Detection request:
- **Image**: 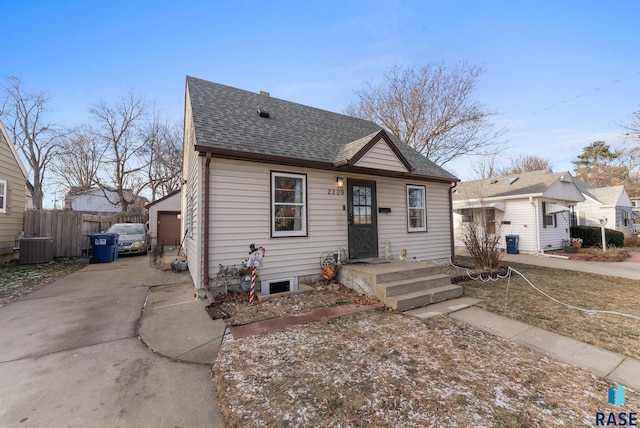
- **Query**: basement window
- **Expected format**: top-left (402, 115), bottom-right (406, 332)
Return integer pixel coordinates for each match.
top-left (262, 277), bottom-right (299, 295)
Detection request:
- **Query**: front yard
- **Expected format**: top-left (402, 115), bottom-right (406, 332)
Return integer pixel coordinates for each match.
top-left (460, 260), bottom-right (640, 360)
top-left (213, 264), bottom-right (640, 427)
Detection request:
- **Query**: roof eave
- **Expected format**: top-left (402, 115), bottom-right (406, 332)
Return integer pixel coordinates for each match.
top-left (194, 145), bottom-right (456, 183)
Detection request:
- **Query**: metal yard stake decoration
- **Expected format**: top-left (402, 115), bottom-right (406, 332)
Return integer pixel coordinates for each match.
top-left (248, 244), bottom-right (265, 306)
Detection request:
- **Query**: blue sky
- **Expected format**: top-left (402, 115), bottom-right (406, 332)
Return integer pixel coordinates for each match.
top-left (2, 1), bottom-right (639, 207)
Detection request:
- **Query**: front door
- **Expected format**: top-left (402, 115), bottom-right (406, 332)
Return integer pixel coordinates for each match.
top-left (347, 179), bottom-right (378, 259)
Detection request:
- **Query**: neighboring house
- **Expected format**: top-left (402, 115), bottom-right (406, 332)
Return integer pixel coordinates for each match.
top-left (64, 187), bottom-right (148, 213)
top-left (0, 121), bottom-right (28, 263)
top-left (182, 76), bottom-right (458, 291)
top-left (631, 196), bottom-right (640, 233)
top-left (145, 190), bottom-right (182, 248)
top-left (573, 179), bottom-right (637, 237)
top-left (452, 170), bottom-right (584, 254)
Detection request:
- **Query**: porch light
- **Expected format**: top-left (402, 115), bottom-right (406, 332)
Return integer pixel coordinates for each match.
top-left (336, 177), bottom-right (344, 188)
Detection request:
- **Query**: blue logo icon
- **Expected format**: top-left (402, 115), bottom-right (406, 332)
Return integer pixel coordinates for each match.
top-left (608, 383), bottom-right (625, 407)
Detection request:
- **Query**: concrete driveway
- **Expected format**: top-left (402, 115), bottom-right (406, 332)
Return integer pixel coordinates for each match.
top-left (0, 255), bottom-right (224, 427)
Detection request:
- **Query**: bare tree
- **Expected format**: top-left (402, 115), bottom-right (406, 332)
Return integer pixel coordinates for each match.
top-left (346, 62), bottom-right (504, 166)
top-left (621, 108), bottom-right (640, 143)
top-left (1, 77), bottom-right (59, 209)
top-left (470, 154), bottom-right (499, 179)
top-left (139, 110), bottom-right (183, 200)
top-left (90, 94), bottom-right (148, 212)
top-left (52, 127), bottom-right (104, 191)
top-left (499, 155), bottom-right (552, 175)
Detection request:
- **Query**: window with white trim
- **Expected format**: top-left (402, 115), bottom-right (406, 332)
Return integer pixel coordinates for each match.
top-left (407, 185), bottom-right (426, 232)
top-left (542, 201), bottom-right (556, 228)
top-left (0, 179), bottom-right (6, 213)
top-left (272, 171), bottom-right (307, 237)
top-left (461, 208), bottom-right (474, 223)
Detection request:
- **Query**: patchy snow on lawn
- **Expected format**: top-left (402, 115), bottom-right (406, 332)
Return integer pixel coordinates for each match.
top-left (214, 310), bottom-right (639, 427)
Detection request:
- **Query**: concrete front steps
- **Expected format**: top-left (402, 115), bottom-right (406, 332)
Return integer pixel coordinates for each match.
top-left (337, 260), bottom-right (463, 311)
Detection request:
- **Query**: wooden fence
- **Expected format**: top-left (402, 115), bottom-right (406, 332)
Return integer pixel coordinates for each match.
top-left (23, 211), bottom-right (145, 257)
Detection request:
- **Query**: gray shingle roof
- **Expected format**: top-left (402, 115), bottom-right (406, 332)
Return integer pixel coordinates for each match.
top-left (582, 186), bottom-right (626, 206)
top-left (453, 169), bottom-right (576, 200)
top-left (186, 76), bottom-right (457, 181)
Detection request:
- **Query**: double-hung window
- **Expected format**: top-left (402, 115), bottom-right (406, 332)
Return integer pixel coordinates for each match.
top-left (0, 179), bottom-right (7, 213)
top-left (542, 202), bottom-right (555, 228)
top-left (272, 171), bottom-right (307, 237)
top-left (407, 185), bottom-right (427, 232)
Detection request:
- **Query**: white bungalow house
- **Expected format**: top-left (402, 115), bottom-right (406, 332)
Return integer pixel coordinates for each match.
top-left (181, 76), bottom-right (458, 293)
top-left (573, 180), bottom-right (637, 237)
top-left (64, 187), bottom-right (148, 213)
top-left (145, 189), bottom-right (182, 248)
top-left (0, 121), bottom-right (28, 263)
top-left (452, 170), bottom-right (584, 254)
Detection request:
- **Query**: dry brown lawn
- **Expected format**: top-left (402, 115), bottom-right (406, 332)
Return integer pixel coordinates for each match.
top-left (213, 273), bottom-right (640, 427)
top-left (459, 260), bottom-right (640, 360)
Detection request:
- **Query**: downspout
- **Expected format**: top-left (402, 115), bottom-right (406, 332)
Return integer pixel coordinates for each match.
top-left (528, 196), bottom-right (569, 259)
top-left (530, 196), bottom-right (541, 255)
top-left (449, 181), bottom-right (458, 263)
top-left (203, 153), bottom-right (212, 300)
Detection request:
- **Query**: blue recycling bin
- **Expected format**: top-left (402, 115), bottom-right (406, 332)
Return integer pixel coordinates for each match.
top-left (505, 235), bottom-right (519, 255)
top-left (89, 233), bottom-right (119, 263)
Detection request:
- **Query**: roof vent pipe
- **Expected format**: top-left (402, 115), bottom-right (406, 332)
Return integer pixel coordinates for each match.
top-left (257, 109), bottom-right (270, 118)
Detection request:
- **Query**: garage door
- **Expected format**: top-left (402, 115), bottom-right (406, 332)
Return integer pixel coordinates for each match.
top-left (157, 211), bottom-right (181, 246)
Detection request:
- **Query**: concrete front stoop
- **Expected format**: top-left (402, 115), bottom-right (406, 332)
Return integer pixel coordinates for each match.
top-left (338, 260), bottom-right (463, 311)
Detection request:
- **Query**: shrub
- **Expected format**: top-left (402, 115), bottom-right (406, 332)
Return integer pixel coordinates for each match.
top-left (623, 235), bottom-right (640, 247)
top-left (459, 208), bottom-right (502, 270)
top-left (570, 226), bottom-right (624, 248)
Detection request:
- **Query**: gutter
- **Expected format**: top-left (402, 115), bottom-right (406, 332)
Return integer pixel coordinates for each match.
top-left (203, 153), bottom-right (212, 300)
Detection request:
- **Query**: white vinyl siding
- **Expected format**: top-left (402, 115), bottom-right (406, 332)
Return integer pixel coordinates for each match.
top-left (205, 159), bottom-right (453, 285)
top-left (538, 200), bottom-right (571, 250)
top-left (353, 141), bottom-right (408, 172)
top-left (374, 179), bottom-right (451, 261)
top-left (454, 199), bottom-right (539, 254)
top-left (543, 179), bottom-right (584, 201)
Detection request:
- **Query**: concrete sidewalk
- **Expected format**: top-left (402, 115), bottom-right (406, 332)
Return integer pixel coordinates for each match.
top-left (501, 252), bottom-right (640, 280)
top-left (407, 298), bottom-right (640, 392)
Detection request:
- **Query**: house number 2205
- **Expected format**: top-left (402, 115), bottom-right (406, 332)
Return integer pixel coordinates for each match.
top-left (327, 189), bottom-right (345, 195)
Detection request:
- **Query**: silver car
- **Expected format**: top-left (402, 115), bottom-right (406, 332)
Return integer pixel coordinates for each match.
top-left (106, 223), bottom-right (150, 255)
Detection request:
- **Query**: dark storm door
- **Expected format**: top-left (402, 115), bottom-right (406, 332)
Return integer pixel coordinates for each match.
top-left (347, 179), bottom-right (378, 259)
